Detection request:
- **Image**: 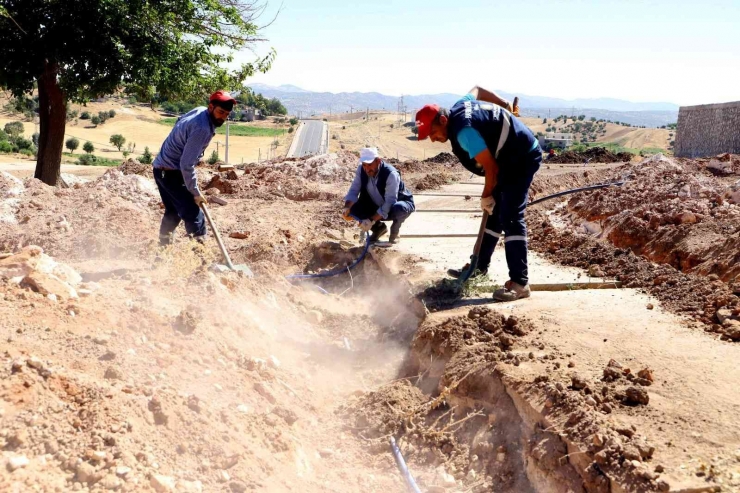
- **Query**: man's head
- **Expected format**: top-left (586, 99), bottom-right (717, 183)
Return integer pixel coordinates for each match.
top-left (359, 147), bottom-right (381, 177)
top-left (415, 104), bottom-right (449, 143)
top-left (208, 90), bottom-right (236, 127)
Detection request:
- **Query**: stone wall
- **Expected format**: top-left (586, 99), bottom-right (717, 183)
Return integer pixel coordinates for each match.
top-left (674, 101), bottom-right (740, 158)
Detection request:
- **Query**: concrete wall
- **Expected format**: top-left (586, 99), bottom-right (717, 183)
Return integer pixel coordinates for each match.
top-left (674, 101), bottom-right (740, 157)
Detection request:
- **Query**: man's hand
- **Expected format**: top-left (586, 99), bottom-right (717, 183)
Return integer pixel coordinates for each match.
top-left (360, 219), bottom-right (374, 232)
top-left (480, 196), bottom-right (495, 215)
top-left (342, 207), bottom-right (353, 221)
top-left (194, 195), bottom-right (207, 207)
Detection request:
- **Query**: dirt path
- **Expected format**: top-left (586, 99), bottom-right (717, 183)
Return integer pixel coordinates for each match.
top-left (380, 179), bottom-right (740, 492)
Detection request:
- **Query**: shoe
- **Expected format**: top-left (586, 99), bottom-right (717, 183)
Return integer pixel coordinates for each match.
top-left (388, 233), bottom-right (399, 244)
top-left (493, 281), bottom-right (530, 301)
top-left (369, 222), bottom-right (388, 243)
top-left (512, 96), bottom-right (520, 117)
top-left (447, 263), bottom-right (488, 279)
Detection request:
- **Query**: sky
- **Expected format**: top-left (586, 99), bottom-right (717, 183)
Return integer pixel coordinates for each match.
top-left (237, 0), bottom-right (740, 105)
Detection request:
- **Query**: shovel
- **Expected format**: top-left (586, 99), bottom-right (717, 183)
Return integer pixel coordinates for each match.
top-left (200, 202), bottom-right (253, 277)
top-left (457, 210), bottom-right (488, 285)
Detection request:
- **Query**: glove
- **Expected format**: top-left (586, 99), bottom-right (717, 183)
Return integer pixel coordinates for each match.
top-left (342, 208), bottom-right (353, 221)
top-left (480, 196), bottom-right (495, 215)
top-left (360, 219), bottom-right (374, 232)
top-left (194, 195), bottom-right (207, 207)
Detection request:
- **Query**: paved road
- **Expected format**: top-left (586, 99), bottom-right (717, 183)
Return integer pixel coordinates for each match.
top-left (291, 120), bottom-right (325, 157)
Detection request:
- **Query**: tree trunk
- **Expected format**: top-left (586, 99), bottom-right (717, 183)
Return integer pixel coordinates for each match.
top-left (35, 61), bottom-right (66, 186)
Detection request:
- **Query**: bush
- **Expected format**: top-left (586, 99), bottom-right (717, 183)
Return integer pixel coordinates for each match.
top-left (83, 141), bottom-right (95, 154)
top-left (127, 96), bottom-right (138, 104)
top-left (140, 146), bottom-right (153, 164)
top-left (207, 149), bottom-right (219, 165)
top-left (109, 134), bottom-right (126, 151)
top-left (20, 149), bottom-right (34, 157)
top-left (289, 117), bottom-right (299, 126)
top-left (287, 127), bottom-right (294, 134)
top-left (0, 130), bottom-right (8, 142)
top-left (4, 121), bottom-right (24, 137)
top-left (108, 109), bottom-right (116, 118)
top-left (80, 111), bottom-right (91, 120)
top-left (15, 138), bottom-right (33, 150)
top-left (97, 111), bottom-right (109, 124)
top-left (78, 154), bottom-right (98, 166)
top-left (66, 109), bottom-right (78, 121)
top-left (0, 141), bottom-right (13, 153)
top-left (65, 137), bottom-right (80, 153)
top-left (91, 116), bottom-right (101, 126)
top-left (32, 132), bottom-right (39, 146)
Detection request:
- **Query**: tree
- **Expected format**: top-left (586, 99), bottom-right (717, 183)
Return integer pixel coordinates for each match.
top-left (109, 134), bottom-right (126, 151)
top-left (4, 121), bottom-right (24, 137)
top-left (0, 1), bottom-right (275, 186)
top-left (140, 146), bottom-right (153, 164)
top-left (208, 150), bottom-right (219, 164)
top-left (91, 116), bottom-right (100, 126)
top-left (83, 141), bottom-right (94, 154)
top-left (65, 137), bottom-right (79, 153)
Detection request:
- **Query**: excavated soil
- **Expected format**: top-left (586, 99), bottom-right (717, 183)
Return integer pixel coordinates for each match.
top-left (546, 147), bottom-right (633, 164)
top-left (528, 153), bottom-right (740, 340)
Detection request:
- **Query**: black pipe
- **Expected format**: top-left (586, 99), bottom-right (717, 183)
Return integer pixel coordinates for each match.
top-left (528, 181), bottom-right (625, 206)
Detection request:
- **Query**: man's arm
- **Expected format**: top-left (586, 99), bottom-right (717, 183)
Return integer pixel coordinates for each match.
top-left (474, 148), bottom-right (499, 198)
top-left (179, 127), bottom-right (213, 197)
top-left (468, 85), bottom-right (512, 112)
top-left (343, 165), bottom-right (363, 208)
top-left (377, 171), bottom-right (400, 220)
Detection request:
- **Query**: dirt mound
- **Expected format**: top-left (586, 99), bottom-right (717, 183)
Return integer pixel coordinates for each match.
top-left (118, 158), bottom-right (152, 177)
top-left (424, 152), bottom-right (456, 164)
top-left (408, 172), bottom-right (457, 192)
top-left (547, 146), bottom-right (633, 164)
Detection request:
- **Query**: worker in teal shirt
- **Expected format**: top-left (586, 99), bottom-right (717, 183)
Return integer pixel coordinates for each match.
top-left (415, 86), bottom-right (541, 301)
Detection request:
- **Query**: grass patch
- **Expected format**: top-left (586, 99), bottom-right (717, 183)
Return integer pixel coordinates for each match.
top-left (567, 142), bottom-right (667, 156)
top-left (159, 118), bottom-right (284, 137)
top-left (63, 152), bottom-right (120, 167)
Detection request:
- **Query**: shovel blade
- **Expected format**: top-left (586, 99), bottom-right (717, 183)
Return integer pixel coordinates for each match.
top-left (457, 254), bottom-right (479, 286)
top-left (209, 263), bottom-right (254, 278)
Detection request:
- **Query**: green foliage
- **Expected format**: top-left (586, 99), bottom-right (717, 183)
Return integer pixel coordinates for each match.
top-left (32, 132), bottom-right (39, 146)
top-left (91, 116), bottom-right (100, 126)
top-left (4, 121), bottom-right (24, 137)
top-left (80, 111), bottom-right (91, 120)
top-left (0, 129), bottom-right (8, 141)
top-left (77, 153), bottom-right (97, 166)
top-left (161, 100), bottom-right (198, 114)
top-left (207, 149), bottom-right (219, 165)
top-left (287, 126), bottom-right (294, 133)
top-left (289, 117), bottom-right (298, 126)
top-left (108, 109), bottom-right (116, 118)
top-left (15, 137), bottom-right (32, 150)
top-left (0, 141), bottom-right (13, 153)
top-left (97, 111), bottom-right (109, 124)
top-left (159, 118), bottom-right (283, 137)
top-left (109, 134), bottom-right (126, 151)
top-left (65, 137), bottom-right (79, 153)
top-left (20, 148), bottom-right (34, 157)
top-left (66, 109), bottom-right (78, 121)
top-left (140, 146), bottom-right (153, 164)
top-left (83, 141), bottom-right (94, 154)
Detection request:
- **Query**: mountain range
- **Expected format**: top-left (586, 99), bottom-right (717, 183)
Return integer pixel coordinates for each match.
top-left (248, 83), bottom-right (679, 127)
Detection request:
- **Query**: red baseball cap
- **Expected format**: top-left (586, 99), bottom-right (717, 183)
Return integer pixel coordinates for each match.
top-left (415, 104), bottom-right (440, 140)
top-left (209, 90), bottom-right (237, 105)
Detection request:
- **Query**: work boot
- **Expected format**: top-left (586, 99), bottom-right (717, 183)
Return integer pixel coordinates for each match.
top-left (512, 96), bottom-right (520, 117)
top-left (388, 232), bottom-right (400, 244)
top-left (447, 263), bottom-right (488, 279)
top-left (493, 280), bottom-right (531, 302)
top-left (369, 221), bottom-right (388, 243)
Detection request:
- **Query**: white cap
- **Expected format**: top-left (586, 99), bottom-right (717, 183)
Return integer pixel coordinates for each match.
top-left (359, 147), bottom-right (379, 163)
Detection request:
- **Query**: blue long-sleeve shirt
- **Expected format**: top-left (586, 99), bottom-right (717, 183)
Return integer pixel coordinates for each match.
top-left (344, 164), bottom-right (400, 219)
top-left (153, 107), bottom-right (216, 196)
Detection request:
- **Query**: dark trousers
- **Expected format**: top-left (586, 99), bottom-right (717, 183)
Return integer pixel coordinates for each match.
top-left (477, 152), bottom-right (541, 285)
top-left (350, 193), bottom-right (415, 235)
top-left (153, 168), bottom-right (206, 244)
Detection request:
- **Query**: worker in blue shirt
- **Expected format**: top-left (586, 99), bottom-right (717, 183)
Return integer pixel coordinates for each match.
top-left (152, 91), bottom-right (235, 245)
top-left (342, 147), bottom-right (415, 244)
top-left (415, 86), bottom-right (541, 301)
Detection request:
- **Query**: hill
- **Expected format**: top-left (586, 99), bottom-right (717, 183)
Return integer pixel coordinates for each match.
top-left (247, 84), bottom-right (679, 127)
